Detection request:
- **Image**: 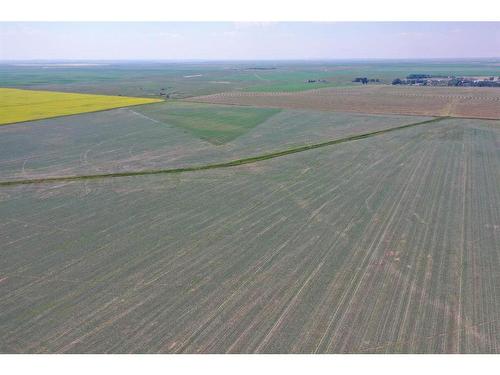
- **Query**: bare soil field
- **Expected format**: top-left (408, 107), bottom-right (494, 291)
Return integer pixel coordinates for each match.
top-left (1, 118), bottom-right (499, 353)
top-left (186, 86), bottom-right (500, 119)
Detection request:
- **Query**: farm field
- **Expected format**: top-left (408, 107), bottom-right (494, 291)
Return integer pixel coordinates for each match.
top-left (2, 60), bottom-right (499, 98)
top-left (1, 58), bottom-right (500, 355)
top-left (0, 118), bottom-right (499, 353)
top-left (187, 85), bottom-right (500, 119)
top-left (134, 102), bottom-right (281, 144)
top-left (0, 103), bottom-right (431, 182)
top-left (0, 88), bottom-right (162, 125)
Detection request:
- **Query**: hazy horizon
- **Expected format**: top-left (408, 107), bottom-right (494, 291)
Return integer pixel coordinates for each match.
top-left (1, 22), bottom-right (499, 61)
top-left (2, 57), bottom-right (500, 62)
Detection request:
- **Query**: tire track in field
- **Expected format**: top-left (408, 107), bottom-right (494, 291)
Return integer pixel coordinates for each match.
top-left (169, 146), bottom-right (400, 353)
top-left (357, 318), bottom-right (500, 353)
top-left (128, 109), bottom-right (164, 125)
top-left (2, 121), bottom-right (498, 353)
top-left (0, 117), bottom-right (448, 187)
top-left (314, 138), bottom-right (430, 353)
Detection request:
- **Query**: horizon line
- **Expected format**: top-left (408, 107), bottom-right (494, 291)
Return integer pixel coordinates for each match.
top-left (1, 57), bottom-right (500, 63)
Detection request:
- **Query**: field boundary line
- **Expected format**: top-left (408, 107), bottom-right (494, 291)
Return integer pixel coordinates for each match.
top-left (0, 117), bottom-right (448, 187)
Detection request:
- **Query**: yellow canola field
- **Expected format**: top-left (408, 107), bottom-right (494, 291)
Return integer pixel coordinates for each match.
top-left (0, 88), bottom-right (163, 125)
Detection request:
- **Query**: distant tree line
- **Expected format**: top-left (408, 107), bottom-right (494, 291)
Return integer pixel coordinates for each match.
top-left (353, 77), bottom-right (380, 84)
top-left (406, 74), bottom-right (432, 79)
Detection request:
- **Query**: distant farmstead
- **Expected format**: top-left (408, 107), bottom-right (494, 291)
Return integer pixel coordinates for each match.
top-left (392, 74), bottom-right (500, 87)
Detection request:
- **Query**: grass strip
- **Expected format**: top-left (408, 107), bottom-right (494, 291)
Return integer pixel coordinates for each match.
top-left (0, 116), bottom-right (448, 187)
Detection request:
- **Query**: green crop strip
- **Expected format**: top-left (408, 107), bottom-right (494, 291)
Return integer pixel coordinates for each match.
top-left (0, 116), bottom-right (449, 187)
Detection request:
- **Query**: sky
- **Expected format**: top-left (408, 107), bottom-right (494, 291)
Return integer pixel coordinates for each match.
top-left (0, 22), bottom-right (499, 60)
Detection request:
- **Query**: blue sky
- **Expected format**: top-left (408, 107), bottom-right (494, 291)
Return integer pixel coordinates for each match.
top-left (0, 22), bottom-right (499, 60)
